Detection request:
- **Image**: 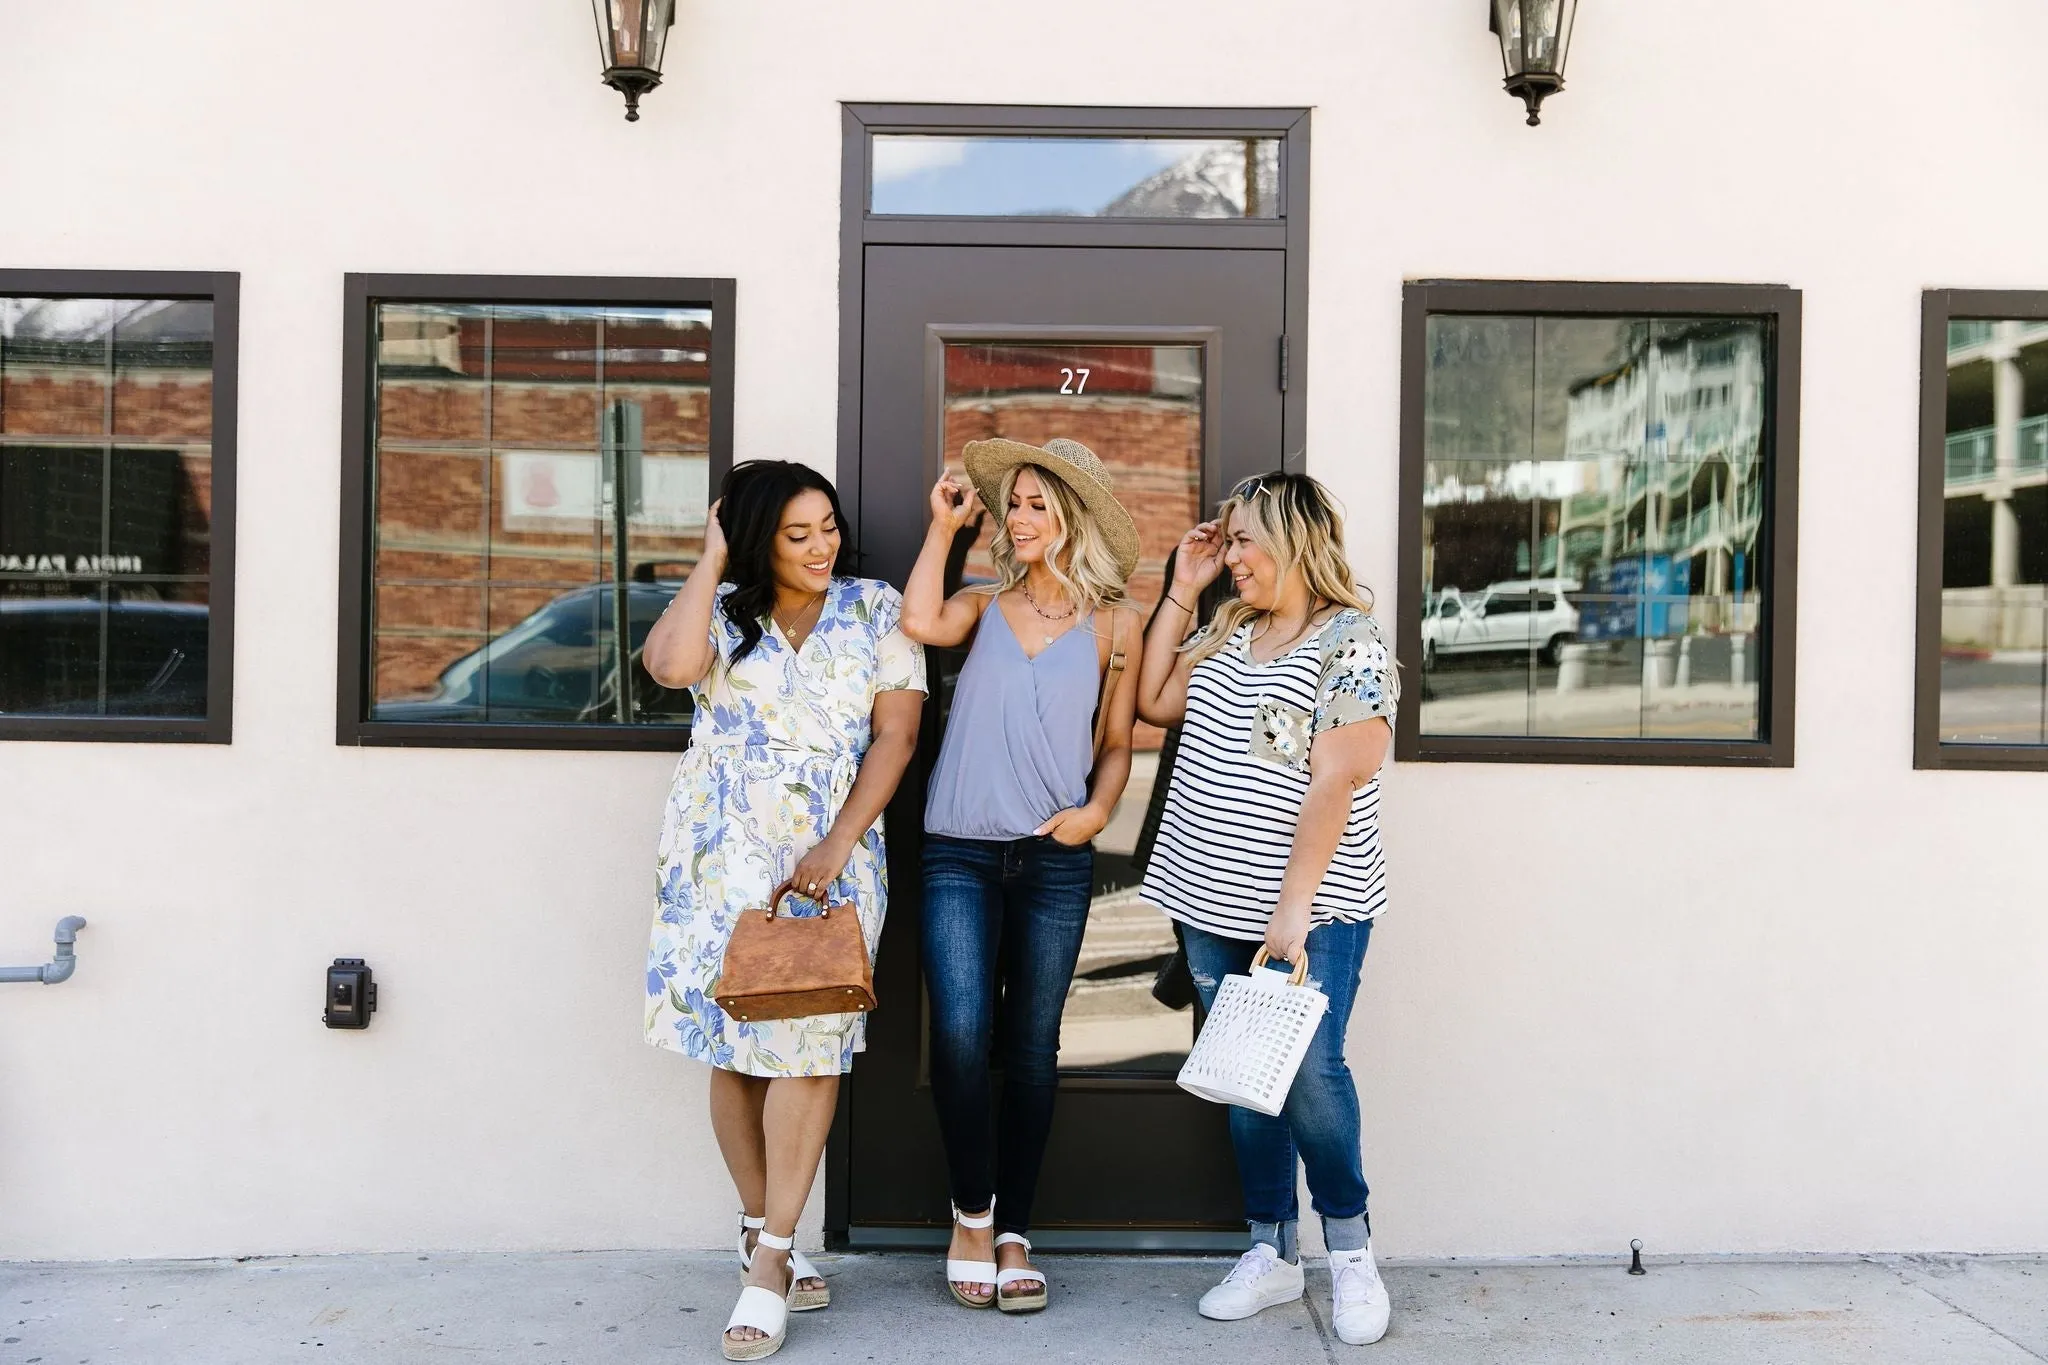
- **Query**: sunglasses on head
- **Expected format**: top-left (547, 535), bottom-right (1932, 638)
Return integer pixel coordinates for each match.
top-left (1231, 473), bottom-right (1291, 501)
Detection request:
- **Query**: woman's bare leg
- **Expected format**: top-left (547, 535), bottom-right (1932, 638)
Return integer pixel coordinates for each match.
top-left (727, 1074), bottom-right (841, 1347)
top-left (708, 1068), bottom-right (770, 1216)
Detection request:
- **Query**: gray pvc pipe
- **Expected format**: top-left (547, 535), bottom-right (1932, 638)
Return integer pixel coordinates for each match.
top-left (0, 916), bottom-right (88, 984)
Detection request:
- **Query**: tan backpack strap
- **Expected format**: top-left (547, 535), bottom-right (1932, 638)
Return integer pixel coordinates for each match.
top-left (1092, 608), bottom-right (1126, 756)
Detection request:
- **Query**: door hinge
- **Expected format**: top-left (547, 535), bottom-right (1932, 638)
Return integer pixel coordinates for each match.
top-left (1278, 335), bottom-right (1290, 393)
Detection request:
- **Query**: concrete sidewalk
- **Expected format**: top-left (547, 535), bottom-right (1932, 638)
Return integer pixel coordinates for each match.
top-left (2, 1250), bottom-right (2042, 1364)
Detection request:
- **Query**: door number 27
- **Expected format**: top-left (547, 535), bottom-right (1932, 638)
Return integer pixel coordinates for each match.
top-left (1058, 367), bottom-right (1091, 395)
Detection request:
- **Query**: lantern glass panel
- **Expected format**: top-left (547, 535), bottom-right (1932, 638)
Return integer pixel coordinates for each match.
top-left (591, 0), bottom-right (672, 71)
top-left (590, 0), bottom-right (618, 67)
top-left (639, 0), bottom-right (673, 71)
top-left (1494, 0), bottom-right (1576, 78)
top-left (1493, 0), bottom-right (1526, 77)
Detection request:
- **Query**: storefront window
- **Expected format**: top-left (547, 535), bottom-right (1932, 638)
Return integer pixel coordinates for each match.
top-left (340, 276), bottom-right (733, 748)
top-left (1399, 283), bottom-right (1800, 766)
top-left (1, 277), bottom-right (235, 742)
top-left (1917, 296), bottom-right (2048, 767)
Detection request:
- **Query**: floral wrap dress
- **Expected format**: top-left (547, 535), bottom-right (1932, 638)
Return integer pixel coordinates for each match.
top-left (645, 576), bottom-right (926, 1077)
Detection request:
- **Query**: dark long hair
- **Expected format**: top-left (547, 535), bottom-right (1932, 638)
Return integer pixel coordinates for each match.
top-left (717, 460), bottom-right (851, 664)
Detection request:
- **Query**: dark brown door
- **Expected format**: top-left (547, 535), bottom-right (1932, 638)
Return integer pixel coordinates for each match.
top-left (842, 244), bottom-right (1287, 1250)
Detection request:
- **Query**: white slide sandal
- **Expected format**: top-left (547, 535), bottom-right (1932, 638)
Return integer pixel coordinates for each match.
top-left (945, 1203), bottom-right (999, 1309)
top-left (993, 1232), bottom-right (1048, 1313)
top-left (738, 1213), bottom-right (829, 1312)
top-left (723, 1229), bottom-right (793, 1361)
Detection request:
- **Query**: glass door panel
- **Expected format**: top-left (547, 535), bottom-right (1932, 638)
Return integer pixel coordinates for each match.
top-left (936, 339), bottom-right (1201, 1075)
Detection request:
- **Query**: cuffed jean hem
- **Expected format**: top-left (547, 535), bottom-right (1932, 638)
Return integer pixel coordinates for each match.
top-left (1182, 919), bottom-right (1374, 1234)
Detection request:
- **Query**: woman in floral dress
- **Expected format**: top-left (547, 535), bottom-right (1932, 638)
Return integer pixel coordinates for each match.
top-left (641, 460), bottom-right (925, 1361)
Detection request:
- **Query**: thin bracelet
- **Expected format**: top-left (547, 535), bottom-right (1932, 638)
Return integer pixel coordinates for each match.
top-left (1165, 593), bottom-right (1193, 613)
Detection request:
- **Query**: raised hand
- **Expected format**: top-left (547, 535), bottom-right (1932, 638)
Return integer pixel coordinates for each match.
top-left (1173, 521), bottom-right (1226, 591)
top-left (702, 497), bottom-right (729, 571)
top-left (930, 474), bottom-right (979, 536)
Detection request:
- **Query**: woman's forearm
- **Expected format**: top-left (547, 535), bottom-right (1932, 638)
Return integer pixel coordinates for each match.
top-left (1274, 772), bottom-right (1353, 916)
top-left (901, 521), bottom-right (954, 641)
top-left (1136, 594), bottom-right (1195, 725)
top-left (1083, 740), bottom-right (1133, 818)
top-left (820, 709), bottom-right (920, 856)
top-left (642, 553), bottom-right (725, 688)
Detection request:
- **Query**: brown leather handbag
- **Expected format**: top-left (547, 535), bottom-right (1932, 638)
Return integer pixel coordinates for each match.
top-left (712, 885), bottom-right (877, 1023)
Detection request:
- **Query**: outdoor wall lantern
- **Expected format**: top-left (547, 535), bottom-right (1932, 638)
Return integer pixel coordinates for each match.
top-left (1490, 0), bottom-right (1577, 125)
top-left (591, 0), bottom-right (676, 122)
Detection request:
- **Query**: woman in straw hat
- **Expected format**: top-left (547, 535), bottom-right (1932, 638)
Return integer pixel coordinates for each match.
top-left (1135, 470), bottom-right (1398, 1347)
top-left (901, 436), bottom-right (1144, 1314)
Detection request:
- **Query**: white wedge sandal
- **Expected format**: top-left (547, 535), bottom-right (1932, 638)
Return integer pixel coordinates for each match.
top-left (993, 1232), bottom-right (1048, 1314)
top-left (945, 1203), bottom-right (999, 1309)
top-left (723, 1228), bottom-right (794, 1362)
top-left (738, 1213), bottom-right (829, 1312)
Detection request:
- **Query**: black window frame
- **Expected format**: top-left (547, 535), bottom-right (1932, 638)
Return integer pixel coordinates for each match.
top-left (336, 272), bottom-right (736, 751)
top-left (1396, 279), bottom-right (1802, 768)
top-left (1914, 288), bottom-right (2048, 770)
top-left (0, 268), bottom-right (240, 745)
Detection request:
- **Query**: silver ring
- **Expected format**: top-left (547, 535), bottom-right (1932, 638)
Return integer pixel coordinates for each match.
top-left (808, 881), bottom-right (819, 892)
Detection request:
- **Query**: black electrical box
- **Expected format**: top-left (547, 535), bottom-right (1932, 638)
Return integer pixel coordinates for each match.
top-left (323, 958), bottom-right (377, 1029)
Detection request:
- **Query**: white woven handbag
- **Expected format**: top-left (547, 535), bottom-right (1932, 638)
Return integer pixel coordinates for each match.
top-left (1177, 947), bottom-right (1329, 1116)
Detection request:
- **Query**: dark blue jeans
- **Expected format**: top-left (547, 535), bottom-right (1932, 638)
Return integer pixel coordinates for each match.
top-left (922, 833), bottom-right (1094, 1236)
top-left (1181, 918), bottom-right (1373, 1232)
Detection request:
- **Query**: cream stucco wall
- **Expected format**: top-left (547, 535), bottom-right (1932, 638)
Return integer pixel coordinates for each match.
top-left (1, 0), bottom-right (2044, 1261)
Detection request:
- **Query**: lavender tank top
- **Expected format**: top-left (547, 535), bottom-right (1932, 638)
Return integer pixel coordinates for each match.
top-left (925, 601), bottom-right (1100, 841)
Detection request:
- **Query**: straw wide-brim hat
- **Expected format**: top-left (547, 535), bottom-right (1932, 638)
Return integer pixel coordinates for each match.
top-left (961, 437), bottom-right (1142, 581)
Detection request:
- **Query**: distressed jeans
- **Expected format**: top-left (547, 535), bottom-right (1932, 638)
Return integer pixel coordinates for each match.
top-left (922, 833), bottom-right (1095, 1236)
top-left (1181, 918), bottom-right (1373, 1253)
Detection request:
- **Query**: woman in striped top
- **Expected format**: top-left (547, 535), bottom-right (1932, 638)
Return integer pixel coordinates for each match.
top-left (1135, 471), bottom-right (1398, 1348)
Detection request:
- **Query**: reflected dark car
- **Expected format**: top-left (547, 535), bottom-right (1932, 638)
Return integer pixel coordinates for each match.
top-left (0, 598), bottom-right (209, 716)
top-left (371, 581), bottom-right (693, 724)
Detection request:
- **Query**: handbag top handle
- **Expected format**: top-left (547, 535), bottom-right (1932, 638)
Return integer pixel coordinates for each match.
top-left (761, 882), bottom-right (841, 920)
top-left (1249, 945), bottom-right (1310, 987)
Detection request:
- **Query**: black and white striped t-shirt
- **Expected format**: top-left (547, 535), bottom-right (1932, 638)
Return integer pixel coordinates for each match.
top-left (1141, 609), bottom-right (1397, 942)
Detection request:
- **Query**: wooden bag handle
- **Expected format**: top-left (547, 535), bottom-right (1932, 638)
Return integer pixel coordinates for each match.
top-left (763, 881), bottom-right (838, 920)
top-left (1249, 945), bottom-right (1310, 987)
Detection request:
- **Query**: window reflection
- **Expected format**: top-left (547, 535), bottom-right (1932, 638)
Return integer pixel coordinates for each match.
top-left (367, 303), bottom-right (712, 726)
top-left (1937, 319), bottom-right (2048, 745)
top-left (1420, 316), bottom-right (1770, 741)
top-left (0, 297), bottom-right (214, 718)
top-left (937, 340), bottom-right (1202, 1073)
top-left (872, 136), bottom-right (1280, 219)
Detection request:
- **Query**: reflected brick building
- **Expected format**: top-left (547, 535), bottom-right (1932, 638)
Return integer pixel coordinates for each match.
top-left (369, 306), bottom-right (712, 702)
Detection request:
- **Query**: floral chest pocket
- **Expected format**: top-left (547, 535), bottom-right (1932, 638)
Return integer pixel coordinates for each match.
top-left (1250, 697), bottom-right (1314, 772)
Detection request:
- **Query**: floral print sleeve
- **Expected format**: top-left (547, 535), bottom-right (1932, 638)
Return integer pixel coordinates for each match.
top-left (1312, 611), bottom-right (1397, 736)
top-left (870, 583), bottom-right (928, 695)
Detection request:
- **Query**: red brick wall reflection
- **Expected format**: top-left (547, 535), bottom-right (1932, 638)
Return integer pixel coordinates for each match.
top-left (369, 309), bottom-right (713, 701)
top-left (0, 364), bottom-right (213, 605)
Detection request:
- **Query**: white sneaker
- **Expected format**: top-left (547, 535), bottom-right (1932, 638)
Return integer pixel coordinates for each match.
top-left (1329, 1242), bottom-right (1391, 1345)
top-left (1199, 1243), bottom-right (1306, 1321)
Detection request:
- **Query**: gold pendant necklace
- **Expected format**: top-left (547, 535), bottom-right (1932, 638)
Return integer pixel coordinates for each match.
top-left (775, 591), bottom-right (826, 647)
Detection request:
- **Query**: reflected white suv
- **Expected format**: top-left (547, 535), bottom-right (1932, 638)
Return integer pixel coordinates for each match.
top-left (1422, 579), bottom-right (1580, 668)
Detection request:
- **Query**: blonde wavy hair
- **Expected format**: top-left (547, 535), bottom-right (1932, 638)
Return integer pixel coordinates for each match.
top-left (979, 464), bottom-right (1129, 612)
top-left (1183, 471), bottom-right (1387, 688)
